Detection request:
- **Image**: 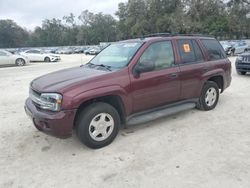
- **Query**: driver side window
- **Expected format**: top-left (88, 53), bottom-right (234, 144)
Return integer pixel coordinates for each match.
top-left (138, 41), bottom-right (175, 72)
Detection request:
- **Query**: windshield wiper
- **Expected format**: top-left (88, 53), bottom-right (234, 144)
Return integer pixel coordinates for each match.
top-left (83, 62), bottom-right (112, 71)
top-left (95, 64), bottom-right (112, 71)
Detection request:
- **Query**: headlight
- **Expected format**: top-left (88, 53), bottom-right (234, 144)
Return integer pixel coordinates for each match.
top-left (40, 93), bottom-right (62, 111)
top-left (237, 56), bottom-right (243, 61)
top-left (30, 91), bottom-right (62, 111)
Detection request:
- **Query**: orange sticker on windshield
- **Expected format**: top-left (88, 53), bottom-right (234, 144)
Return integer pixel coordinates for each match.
top-left (183, 44), bottom-right (191, 53)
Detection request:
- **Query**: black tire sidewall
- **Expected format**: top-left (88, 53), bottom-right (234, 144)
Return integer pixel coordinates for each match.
top-left (237, 71), bottom-right (246, 75)
top-left (76, 102), bottom-right (120, 149)
top-left (199, 81), bottom-right (219, 111)
top-left (45, 57), bottom-right (50, 62)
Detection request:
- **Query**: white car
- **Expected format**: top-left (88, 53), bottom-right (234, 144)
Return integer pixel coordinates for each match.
top-left (0, 50), bottom-right (29, 66)
top-left (21, 49), bottom-right (60, 62)
top-left (230, 41), bottom-right (249, 54)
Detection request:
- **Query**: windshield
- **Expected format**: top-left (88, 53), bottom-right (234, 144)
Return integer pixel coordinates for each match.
top-left (89, 42), bottom-right (143, 69)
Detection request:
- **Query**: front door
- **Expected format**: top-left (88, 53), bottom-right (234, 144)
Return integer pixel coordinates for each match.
top-left (129, 40), bottom-right (181, 113)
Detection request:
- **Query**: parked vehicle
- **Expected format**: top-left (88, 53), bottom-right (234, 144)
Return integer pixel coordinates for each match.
top-left (84, 47), bottom-right (101, 55)
top-left (74, 47), bottom-right (87, 54)
top-left (230, 41), bottom-right (249, 54)
top-left (220, 41), bottom-right (235, 56)
top-left (0, 50), bottom-right (29, 66)
top-left (25, 34), bottom-right (232, 149)
top-left (89, 47), bottom-right (102, 55)
top-left (235, 52), bottom-right (250, 75)
top-left (21, 49), bottom-right (60, 62)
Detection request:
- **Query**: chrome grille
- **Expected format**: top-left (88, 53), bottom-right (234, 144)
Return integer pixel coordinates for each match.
top-left (29, 88), bottom-right (42, 106)
top-left (242, 56), bottom-right (250, 63)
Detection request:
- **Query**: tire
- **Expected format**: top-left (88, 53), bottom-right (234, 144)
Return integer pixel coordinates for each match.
top-left (76, 102), bottom-right (120, 149)
top-left (44, 57), bottom-right (50, 62)
top-left (237, 71), bottom-right (246, 75)
top-left (15, 58), bottom-right (25, 66)
top-left (197, 81), bottom-right (219, 111)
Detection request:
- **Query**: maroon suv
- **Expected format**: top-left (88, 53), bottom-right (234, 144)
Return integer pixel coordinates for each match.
top-left (25, 34), bottom-right (231, 148)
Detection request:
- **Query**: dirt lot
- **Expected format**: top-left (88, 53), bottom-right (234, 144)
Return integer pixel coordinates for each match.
top-left (0, 55), bottom-right (250, 188)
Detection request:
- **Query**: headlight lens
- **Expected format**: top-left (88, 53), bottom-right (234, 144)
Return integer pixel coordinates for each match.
top-left (40, 93), bottom-right (62, 111)
top-left (237, 56), bottom-right (243, 61)
top-left (30, 91), bottom-right (62, 111)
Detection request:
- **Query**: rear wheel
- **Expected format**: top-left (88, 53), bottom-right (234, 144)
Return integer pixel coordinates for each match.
top-left (44, 57), bottom-right (50, 62)
top-left (197, 81), bottom-right (219, 111)
top-left (15, 58), bottom-right (25, 66)
top-left (76, 102), bottom-right (120, 149)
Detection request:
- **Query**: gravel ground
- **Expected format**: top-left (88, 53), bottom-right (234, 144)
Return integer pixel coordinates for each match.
top-left (0, 55), bottom-right (250, 188)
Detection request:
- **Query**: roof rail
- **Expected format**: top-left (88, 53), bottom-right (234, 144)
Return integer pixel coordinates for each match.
top-left (142, 33), bottom-right (172, 38)
top-left (142, 33), bottom-right (213, 38)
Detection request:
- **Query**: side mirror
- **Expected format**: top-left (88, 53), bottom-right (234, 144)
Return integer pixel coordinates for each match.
top-left (133, 61), bottom-right (154, 76)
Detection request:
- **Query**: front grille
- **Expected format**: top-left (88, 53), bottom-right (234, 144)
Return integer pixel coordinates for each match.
top-left (29, 88), bottom-right (42, 107)
top-left (242, 56), bottom-right (250, 63)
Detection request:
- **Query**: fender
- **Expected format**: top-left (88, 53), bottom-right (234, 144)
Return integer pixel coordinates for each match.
top-left (66, 85), bottom-right (132, 116)
top-left (199, 68), bottom-right (225, 94)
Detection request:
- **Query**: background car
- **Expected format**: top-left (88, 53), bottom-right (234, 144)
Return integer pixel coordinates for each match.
top-left (220, 41), bottom-right (235, 56)
top-left (229, 41), bottom-right (249, 54)
top-left (85, 46), bottom-right (102, 55)
top-left (235, 52), bottom-right (250, 75)
top-left (21, 49), bottom-right (60, 62)
top-left (0, 49), bottom-right (29, 66)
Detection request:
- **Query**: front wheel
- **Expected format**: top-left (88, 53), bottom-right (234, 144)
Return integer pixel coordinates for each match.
top-left (44, 57), bottom-right (50, 62)
top-left (237, 71), bottom-right (246, 75)
top-left (76, 102), bottom-right (120, 149)
top-left (15, 58), bottom-right (25, 66)
top-left (197, 81), bottom-right (219, 111)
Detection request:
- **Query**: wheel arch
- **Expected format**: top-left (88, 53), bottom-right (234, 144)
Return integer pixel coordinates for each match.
top-left (207, 75), bottom-right (224, 93)
top-left (74, 94), bottom-right (127, 129)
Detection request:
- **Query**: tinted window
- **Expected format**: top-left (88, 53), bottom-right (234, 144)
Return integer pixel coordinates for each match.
top-left (201, 39), bottom-right (226, 60)
top-left (192, 40), bottom-right (204, 62)
top-left (138, 41), bottom-right (175, 71)
top-left (27, 50), bottom-right (40, 54)
top-left (178, 39), bottom-right (196, 63)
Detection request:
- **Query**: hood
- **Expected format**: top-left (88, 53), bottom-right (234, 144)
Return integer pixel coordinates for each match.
top-left (31, 66), bottom-right (107, 92)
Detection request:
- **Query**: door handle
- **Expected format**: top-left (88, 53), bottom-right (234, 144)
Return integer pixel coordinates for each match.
top-left (170, 73), bottom-right (178, 78)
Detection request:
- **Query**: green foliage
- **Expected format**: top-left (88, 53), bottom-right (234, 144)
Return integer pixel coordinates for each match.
top-left (0, 0), bottom-right (249, 48)
top-left (0, 20), bottom-right (29, 48)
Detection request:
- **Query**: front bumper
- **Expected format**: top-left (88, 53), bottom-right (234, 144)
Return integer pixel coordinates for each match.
top-left (24, 98), bottom-right (77, 138)
top-left (50, 56), bottom-right (61, 62)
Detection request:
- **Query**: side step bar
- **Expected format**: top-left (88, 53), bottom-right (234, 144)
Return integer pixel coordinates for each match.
top-left (126, 101), bottom-right (197, 126)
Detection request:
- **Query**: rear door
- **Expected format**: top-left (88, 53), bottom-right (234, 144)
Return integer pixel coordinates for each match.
top-left (129, 40), bottom-right (181, 113)
top-left (176, 38), bottom-right (208, 100)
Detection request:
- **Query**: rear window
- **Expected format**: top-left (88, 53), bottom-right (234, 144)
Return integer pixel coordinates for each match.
top-left (201, 39), bottom-right (226, 60)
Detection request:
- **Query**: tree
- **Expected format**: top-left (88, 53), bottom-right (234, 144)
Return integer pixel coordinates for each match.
top-left (0, 19), bottom-right (29, 48)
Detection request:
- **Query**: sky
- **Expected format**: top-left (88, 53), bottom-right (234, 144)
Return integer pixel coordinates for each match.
top-left (0, 0), bottom-right (127, 30)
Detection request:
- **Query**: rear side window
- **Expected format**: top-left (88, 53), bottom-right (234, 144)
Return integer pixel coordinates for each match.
top-left (177, 39), bottom-right (204, 64)
top-left (201, 39), bottom-right (226, 60)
